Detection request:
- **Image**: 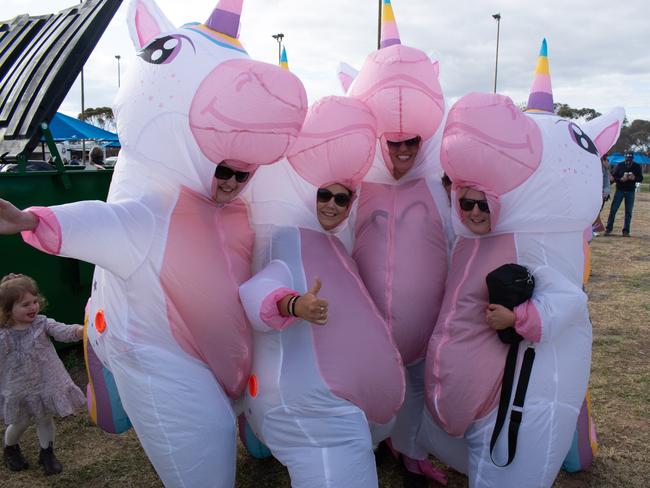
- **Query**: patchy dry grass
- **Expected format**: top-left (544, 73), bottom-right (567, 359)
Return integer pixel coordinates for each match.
top-left (2, 192), bottom-right (649, 487)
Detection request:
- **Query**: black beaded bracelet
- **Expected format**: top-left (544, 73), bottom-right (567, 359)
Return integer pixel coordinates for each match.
top-left (288, 295), bottom-right (300, 317)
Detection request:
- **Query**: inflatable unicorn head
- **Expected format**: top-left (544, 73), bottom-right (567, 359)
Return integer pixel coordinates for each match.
top-left (442, 39), bottom-right (625, 236)
top-left (113, 0), bottom-right (308, 197)
top-left (338, 0), bottom-right (445, 178)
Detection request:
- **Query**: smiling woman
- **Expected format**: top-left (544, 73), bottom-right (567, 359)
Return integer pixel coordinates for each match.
top-left (458, 187), bottom-right (491, 235)
top-left (315, 183), bottom-right (353, 230)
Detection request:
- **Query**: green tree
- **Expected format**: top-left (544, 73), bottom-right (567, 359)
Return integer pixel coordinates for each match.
top-left (78, 107), bottom-right (115, 132)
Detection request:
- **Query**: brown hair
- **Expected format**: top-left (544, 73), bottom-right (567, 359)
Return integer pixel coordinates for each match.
top-left (0, 274), bottom-right (47, 327)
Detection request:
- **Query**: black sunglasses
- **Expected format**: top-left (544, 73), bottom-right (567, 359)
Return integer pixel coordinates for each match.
top-left (317, 188), bottom-right (352, 208)
top-left (214, 165), bottom-right (250, 183)
top-left (386, 136), bottom-right (421, 148)
top-left (459, 198), bottom-right (490, 213)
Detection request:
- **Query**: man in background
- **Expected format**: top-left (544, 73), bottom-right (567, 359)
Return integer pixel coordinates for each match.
top-left (605, 151), bottom-right (644, 236)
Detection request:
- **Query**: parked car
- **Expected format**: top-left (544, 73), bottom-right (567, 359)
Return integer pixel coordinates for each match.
top-left (105, 156), bottom-right (118, 167)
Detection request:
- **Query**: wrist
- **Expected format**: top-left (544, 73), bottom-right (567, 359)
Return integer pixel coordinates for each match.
top-left (22, 210), bottom-right (38, 231)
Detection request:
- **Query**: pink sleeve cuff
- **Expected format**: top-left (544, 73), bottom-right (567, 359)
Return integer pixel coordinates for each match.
top-left (20, 207), bottom-right (62, 255)
top-left (260, 287), bottom-right (299, 331)
top-left (514, 300), bottom-right (542, 343)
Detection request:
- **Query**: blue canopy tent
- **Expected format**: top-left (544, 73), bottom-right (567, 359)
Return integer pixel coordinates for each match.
top-left (42, 112), bottom-right (120, 144)
top-left (607, 152), bottom-right (650, 164)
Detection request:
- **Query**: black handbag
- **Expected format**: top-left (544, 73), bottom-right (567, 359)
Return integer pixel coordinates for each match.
top-left (485, 263), bottom-right (535, 467)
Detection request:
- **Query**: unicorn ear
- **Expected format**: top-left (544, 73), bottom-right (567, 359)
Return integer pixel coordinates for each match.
top-left (582, 107), bottom-right (626, 156)
top-left (337, 62), bottom-right (359, 93)
top-left (127, 0), bottom-right (175, 50)
top-left (431, 60), bottom-right (439, 78)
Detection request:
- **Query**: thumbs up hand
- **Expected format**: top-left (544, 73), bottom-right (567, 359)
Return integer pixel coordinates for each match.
top-left (295, 278), bottom-right (329, 325)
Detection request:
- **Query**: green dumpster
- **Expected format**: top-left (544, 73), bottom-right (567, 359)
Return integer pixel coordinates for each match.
top-left (0, 168), bottom-right (113, 327)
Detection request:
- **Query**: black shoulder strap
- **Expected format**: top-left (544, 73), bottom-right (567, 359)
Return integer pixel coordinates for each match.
top-left (490, 344), bottom-right (536, 467)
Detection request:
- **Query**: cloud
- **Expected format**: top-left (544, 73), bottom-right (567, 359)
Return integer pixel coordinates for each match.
top-left (5, 0), bottom-right (649, 123)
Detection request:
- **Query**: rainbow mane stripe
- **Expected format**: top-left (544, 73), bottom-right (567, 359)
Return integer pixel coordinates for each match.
top-left (182, 22), bottom-right (247, 54)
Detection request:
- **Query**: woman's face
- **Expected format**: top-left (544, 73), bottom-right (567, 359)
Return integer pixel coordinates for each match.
top-left (386, 136), bottom-right (421, 180)
top-left (459, 188), bottom-right (491, 235)
top-left (316, 183), bottom-right (353, 231)
top-left (212, 162), bottom-right (252, 204)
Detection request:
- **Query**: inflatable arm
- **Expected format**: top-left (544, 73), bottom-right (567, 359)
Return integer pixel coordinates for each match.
top-left (23, 200), bottom-right (155, 280)
top-left (515, 265), bottom-right (588, 343)
top-left (239, 259), bottom-right (298, 332)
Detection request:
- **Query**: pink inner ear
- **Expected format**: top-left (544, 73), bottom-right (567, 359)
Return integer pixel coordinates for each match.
top-left (593, 121), bottom-right (621, 156)
top-left (135, 1), bottom-right (162, 48)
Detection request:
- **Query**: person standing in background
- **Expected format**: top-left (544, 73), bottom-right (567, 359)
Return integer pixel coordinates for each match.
top-left (605, 151), bottom-right (643, 236)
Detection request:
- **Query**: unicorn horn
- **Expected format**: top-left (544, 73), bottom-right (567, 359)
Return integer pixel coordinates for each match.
top-left (526, 39), bottom-right (554, 113)
top-left (205, 0), bottom-right (243, 38)
top-left (380, 0), bottom-right (401, 49)
top-left (280, 46), bottom-right (289, 70)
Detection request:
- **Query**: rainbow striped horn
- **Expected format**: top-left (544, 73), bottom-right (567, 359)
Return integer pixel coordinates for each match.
top-left (526, 39), bottom-right (554, 113)
top-left (280, 46), bottom-right (289, 70)
top-left (205, 0), bottom-right (243, 38)
top-left (380, 0), bottom-right (401, 49)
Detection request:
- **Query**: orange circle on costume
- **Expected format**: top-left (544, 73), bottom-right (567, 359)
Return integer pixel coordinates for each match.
top-left (95, 310), bottom-right (107, 334)
top-left (248, 375), bottom-right (258, 397)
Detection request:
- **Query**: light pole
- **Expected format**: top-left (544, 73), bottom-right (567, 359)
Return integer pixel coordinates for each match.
top-left (271, 33), bottom-right (284, 64)
top-left (492, 13), bottom-right (501, 93)
top-left (115, 54), bottom-right (121, 87)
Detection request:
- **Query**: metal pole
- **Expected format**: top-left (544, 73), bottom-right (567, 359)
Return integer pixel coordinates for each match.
top-left (272, 34), bottom-right (284, 64)
top-left (377, 0), bottom-right (382, 50)
top-left (115, 55), bottom-right (121, 87)
top-left (80, 0), bottom-right (86, 164)
top-left (492, 13), bottom-right (501, 93)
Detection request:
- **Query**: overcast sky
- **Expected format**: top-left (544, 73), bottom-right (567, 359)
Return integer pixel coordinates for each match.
top-left (4, 0), bottom-right (649, 123)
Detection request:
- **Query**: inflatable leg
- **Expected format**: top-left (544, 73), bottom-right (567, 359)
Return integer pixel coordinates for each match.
top-left (109, 344), bottom-right (237, 488)
top-left (263, 408), bottom-right (377, 488)
top-left (238, 414), bottom-right (272, 459)
top-left (562, 390), bottom-right (597, 472)
top-left (391, 361), bottom-right (428, 459)
top-left (84, 336), bottom-right (131, 434)
top-left (416, 408), bottom-right (469, 475)
top-left (467, 400), bottom-right (579, 488)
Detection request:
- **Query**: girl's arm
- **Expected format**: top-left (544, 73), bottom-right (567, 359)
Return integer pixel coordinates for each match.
top-left (43, 317), bottom-right (84, 343)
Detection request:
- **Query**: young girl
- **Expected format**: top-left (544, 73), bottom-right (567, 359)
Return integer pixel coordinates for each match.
top-left (0, 274), bottom-right (85, 475)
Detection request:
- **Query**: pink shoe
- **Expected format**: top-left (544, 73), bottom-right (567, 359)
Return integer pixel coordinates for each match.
top-left (403, 455), bottom-right (448, 486)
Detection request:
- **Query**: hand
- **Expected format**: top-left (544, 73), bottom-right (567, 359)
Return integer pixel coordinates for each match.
top-left (0, 199), bottom-right (38, 234)
top-left (485, 304), bottom-right (516, 331)
top-left (76, 326), bottom-right (85, 341)
top-left (295, 278), bottom-right (329, 326)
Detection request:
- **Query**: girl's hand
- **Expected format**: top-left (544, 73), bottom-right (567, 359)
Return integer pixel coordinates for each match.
top-left (0, 199), bottom-right (38, 234)
top-left (485, 303), bottom-right (516, 330)
top-left (295, 278), bottom-right (329, 326)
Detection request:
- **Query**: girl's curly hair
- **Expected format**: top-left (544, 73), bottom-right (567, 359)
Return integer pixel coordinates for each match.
top-left (0, 274), bottom-right (47, 327)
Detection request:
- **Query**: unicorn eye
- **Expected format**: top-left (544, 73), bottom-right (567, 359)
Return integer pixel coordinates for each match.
top-left (138, 35), bottom-right (182, 65)
top-left (568, 122), bottom-right (598, 155)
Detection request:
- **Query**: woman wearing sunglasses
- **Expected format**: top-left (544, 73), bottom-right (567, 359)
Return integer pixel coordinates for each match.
top-left (211, 162), bottom-right (253, 204)
top-left (344, 36), bottom-right (452, 484)
top-left (417, 91), bottom-right (624, 488)
top-left (238, 97), bottom-right (404, 488)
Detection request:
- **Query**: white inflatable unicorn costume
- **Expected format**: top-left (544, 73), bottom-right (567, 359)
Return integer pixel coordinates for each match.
top-left (338, 0), bottom-right (451, 479)
top-left (239, 96), bottom-right (405, 487)
top-left (17, 0), bottom-right (307, 486)
top-left (418, 40), bottom-right (624, 487)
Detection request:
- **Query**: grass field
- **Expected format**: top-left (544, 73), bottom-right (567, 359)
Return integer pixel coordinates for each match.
top-left (2, 191), bottom-right (649, 488)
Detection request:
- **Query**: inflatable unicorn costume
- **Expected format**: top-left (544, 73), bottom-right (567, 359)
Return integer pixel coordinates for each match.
top-left (418, 40), bottom-right (624, 488)
top-left (239, 96), bottom-right (405, 487)
top-left (339, 0), bottom-right (451, 478)
top-left (16, 0), bottom-right (307, 485)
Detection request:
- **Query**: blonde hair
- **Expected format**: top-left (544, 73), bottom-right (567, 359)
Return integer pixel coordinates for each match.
top-left (0, 274), bottom-right (47, 327)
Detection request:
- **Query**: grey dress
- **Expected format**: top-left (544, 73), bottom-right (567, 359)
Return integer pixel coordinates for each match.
top-left (0, 315), bottom-right (86, 424)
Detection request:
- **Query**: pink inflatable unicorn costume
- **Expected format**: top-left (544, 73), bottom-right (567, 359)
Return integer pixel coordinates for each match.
top-left (18, 0), bottom-right (307, 485)
top-left (238, 96), bottom-right (405, 487)
top-left (338, 0), bottom-right (451, 478)
top-left (418, 40), bottom-right (624, 487)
